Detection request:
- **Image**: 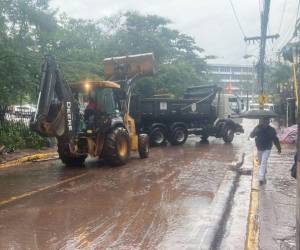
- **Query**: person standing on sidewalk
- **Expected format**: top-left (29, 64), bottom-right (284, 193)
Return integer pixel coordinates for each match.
top-left (250, 117), bottom-right (281, 185)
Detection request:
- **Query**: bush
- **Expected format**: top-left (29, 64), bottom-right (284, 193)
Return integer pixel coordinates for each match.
top-left (0, 121), bottom-right (48, 152)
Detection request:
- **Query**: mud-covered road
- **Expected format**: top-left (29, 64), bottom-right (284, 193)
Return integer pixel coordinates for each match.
top-left (0, 134), bottom-right (247, 249)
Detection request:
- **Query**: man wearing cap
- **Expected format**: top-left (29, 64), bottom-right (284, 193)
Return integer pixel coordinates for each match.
top-left (250, 118), bottom-right (281, 185)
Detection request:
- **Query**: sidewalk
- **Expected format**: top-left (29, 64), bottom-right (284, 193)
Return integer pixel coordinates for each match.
top-left (258, 145), bottom-right (296, 250)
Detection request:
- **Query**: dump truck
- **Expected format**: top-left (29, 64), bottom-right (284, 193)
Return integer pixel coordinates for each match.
top-left (130, 85), bottom-right (244, 146)
top-left (30, 53), bottom-right (155, 166)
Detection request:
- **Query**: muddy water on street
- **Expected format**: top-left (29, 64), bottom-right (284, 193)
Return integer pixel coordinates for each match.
top-left (0, 135), bottom-right (246, 249)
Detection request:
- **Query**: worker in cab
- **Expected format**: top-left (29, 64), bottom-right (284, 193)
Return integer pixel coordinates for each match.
top-left (84, 97), bottom-right (98, 131)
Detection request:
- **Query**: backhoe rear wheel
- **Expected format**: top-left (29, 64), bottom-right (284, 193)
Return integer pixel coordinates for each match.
top-left (138, 134), bottom-right (150, 159)
top-left (103, 127), bottom-right (130, 166)
top-left (57, 145), bottom-right (87, 167)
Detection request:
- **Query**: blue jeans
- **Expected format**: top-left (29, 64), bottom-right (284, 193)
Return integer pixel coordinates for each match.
top-left (257, 150), bottom-right (271, 181)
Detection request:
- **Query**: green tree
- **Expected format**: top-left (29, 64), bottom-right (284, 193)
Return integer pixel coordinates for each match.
top-left (136, 61), bottom-right (202, 97)
top-left (0, 0), bottom-right (57, 107)
top-left (265, 63), bottom-right (292, 93)
top-left (50, 15), bottom-right (105, 81)
top-left (102, 11), bottom-right (207, 96)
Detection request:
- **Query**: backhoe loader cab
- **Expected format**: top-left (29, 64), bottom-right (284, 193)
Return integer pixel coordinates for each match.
top-left (31, 53), bottom-right (155, 166)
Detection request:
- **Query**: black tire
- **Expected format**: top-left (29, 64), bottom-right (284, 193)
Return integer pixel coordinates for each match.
top-left (223, 126), bottom-right (234, 143)
top-left (58, 145), bottom-right (87, 167)
top-left (103, 127), bottom-right (130, 166)
top-left (149, 127), bottom-right (167, 146)
top-left (138, 134), bottom-right (150, 159)
top-left (169, 126), bottom-right (188, 145)
top-left (201, 134), bottom-right (209, 143)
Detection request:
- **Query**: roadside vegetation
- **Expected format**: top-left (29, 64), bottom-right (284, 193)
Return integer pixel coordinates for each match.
top-left (0, 0), bottom-right (209, 151)
top-left (0, 0), bottom-right (210, 151)
top-left (0, 121), bottom-right (48, 152)
top-left (264, 62), bottom-right (294, 117)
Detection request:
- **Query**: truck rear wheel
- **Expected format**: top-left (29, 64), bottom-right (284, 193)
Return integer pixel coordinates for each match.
top-left (169, 126), bottom-right (188, 145)
top-left (223, 126), bottom-right (234, 143)
top-left (138, 134), bottom-right (150, 159)
top-left (149, 127), bottom-right (167, 146)
top-left (103, 127), bottom-right (130, 166)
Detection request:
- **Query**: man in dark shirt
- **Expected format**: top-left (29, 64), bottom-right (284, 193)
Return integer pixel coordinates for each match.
top-left (84, 97), bottom-right (98, 130)
top-left (250, 118), bottom-right (281, 185)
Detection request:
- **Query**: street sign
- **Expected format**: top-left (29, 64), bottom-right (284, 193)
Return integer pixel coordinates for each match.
top-left (258, 95), bottom-right (268, 105)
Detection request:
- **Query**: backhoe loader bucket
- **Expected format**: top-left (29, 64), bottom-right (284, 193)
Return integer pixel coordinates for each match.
top-left (103, 53), bottom-right (155, 79)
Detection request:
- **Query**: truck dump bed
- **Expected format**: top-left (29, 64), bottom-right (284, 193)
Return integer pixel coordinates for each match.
top-left (131, 85), bottom-right (220, 126)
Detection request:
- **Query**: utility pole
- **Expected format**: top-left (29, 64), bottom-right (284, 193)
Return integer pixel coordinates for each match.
top-left (244, 0), bottom-right (279, 99)
top-left (259, 0), bottom-right (270, 95)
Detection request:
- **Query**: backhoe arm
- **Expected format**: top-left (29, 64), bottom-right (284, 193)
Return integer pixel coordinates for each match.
top-left (30, 55), bottom-right (76, 140)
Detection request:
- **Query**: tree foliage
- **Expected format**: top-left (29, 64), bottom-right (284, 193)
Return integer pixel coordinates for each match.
top-left (0, 0), bottom-right (57, 105)
top-left (265, 62), bottom-right (292, 93)
top-left (0, 3), bottom-right (208, 106)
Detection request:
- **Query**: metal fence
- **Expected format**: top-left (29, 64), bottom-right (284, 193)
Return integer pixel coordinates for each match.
top-left (0, 107), bottom-right (32, 130)
top-left (0, 107), bottom-right (54, 152)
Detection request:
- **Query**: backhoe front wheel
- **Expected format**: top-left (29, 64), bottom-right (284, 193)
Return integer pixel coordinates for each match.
top-left (103, 127), bottom-right (130, 166)
top-left (138, 134), bottom-right (150, 159)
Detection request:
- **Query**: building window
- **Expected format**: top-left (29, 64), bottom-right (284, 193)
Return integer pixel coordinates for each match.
top-left (232, 67), bottom-right (242, 73)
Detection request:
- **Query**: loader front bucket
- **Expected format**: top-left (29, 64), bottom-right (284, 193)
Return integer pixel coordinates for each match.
top-left (103, 53), bottom-right (155, 79)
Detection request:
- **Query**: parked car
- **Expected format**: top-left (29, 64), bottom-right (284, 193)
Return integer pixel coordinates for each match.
top-left (249, 102), bottom-right (274, 111)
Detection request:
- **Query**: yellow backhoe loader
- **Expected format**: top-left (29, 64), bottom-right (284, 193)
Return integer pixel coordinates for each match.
top-left (30, 53), bottom-right (155, 166)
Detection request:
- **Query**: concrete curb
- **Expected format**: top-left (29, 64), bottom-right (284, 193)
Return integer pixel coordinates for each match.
top-left (188, 154), bottom-right (245, 250)
top-left (0, 152), bottom-right (58, 170)
top-left (197, 170), bottom-right (238, 250)
top-left (244, 153), bottom-right (260, 250)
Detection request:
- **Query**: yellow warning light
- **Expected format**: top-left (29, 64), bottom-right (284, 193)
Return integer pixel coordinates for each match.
top-left (85, 82), bottom-right (90, 91)
top-left (258, 95), bottom-right (268, 105)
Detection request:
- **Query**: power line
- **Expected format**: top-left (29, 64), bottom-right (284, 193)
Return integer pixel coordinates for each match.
top-left (258, 0), bottom-right (262, 14)
top-left (295, 0), bottom-right (300, 32)
top-left (278, 23), bottom-right (295, 50)
top-left (272, 1), bottom-right (298, 53)
top-left (276, 4), bottom-right (299, 51)
top-left (278, 0), bottom-right (287, 34)
top-left (228, 0), bottom-right (246, 38)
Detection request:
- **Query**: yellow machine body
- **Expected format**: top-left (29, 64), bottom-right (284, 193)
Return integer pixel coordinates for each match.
top-left (103, 53), bottom-right (155, 79)
top-left (124, 113), bottom-right (139, 151)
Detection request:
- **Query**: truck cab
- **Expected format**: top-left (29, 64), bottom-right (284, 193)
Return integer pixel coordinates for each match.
top-left (217, 93), bottom-right (243, 124)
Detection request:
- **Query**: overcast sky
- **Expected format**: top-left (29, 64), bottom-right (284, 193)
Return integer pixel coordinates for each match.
top-left (50, 0), bottom-right (298, 65)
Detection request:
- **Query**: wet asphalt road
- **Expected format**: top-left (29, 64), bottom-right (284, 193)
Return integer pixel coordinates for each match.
top-left (0, 134), bottom-right (247, 249)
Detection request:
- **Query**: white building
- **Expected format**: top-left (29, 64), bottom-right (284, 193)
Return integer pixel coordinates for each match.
top-left (208, 64), bottom-right (255, 94)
